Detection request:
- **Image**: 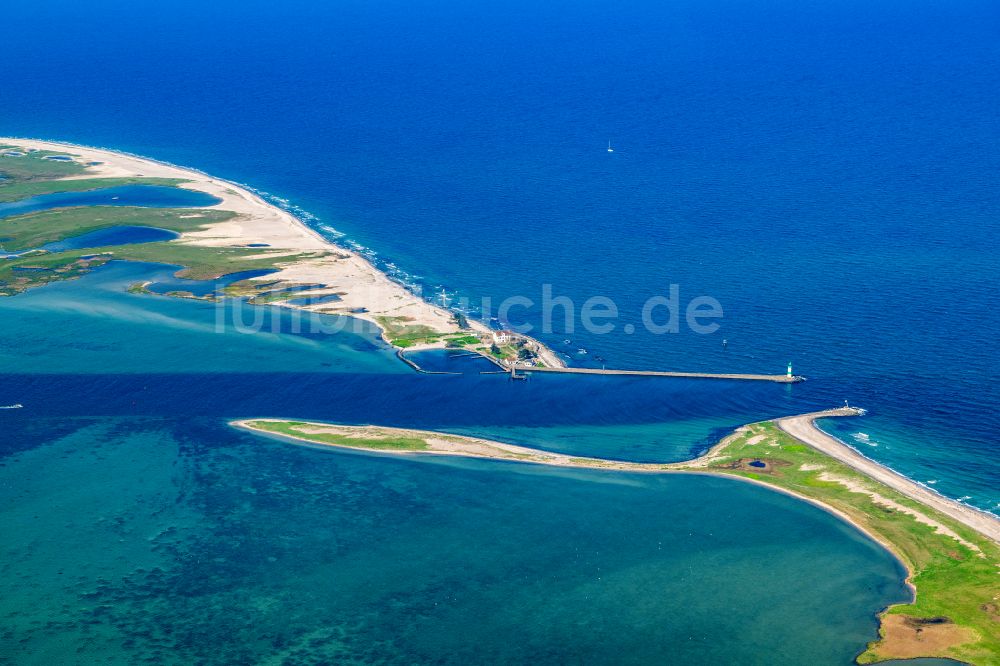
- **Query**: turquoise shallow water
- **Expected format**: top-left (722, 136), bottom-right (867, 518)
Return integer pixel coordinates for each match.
top-left (35, 226), bottom-right (179, 253)
top-left (0, 416), bottom-right (906, 665)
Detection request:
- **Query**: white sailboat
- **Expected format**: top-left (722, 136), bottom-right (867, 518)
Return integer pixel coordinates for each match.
top-left (607, 140), bottom-right (614, 153)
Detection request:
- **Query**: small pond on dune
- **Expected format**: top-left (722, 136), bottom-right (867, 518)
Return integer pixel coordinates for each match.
top-left (43, 226), bottom-right (179, 252)
top-left (283, 293), bottom-right (343, 306)
top-left (2, 226), bottom-right (179, 258)
top-left (262, 284), bottom-right (328, 296)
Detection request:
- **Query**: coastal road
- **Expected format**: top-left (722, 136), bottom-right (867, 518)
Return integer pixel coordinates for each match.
top-left (777, 409), bottom-right (1000, 546)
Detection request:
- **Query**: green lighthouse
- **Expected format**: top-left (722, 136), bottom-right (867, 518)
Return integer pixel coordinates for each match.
top-left (787, 362), bottom-right (793, 379)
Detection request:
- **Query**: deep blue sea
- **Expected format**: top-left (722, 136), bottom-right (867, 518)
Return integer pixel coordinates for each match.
top-left (1, 0), bottom-right (998, 663)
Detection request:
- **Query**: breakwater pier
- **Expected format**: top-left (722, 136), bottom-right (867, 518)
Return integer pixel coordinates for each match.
top-left (513, 366), bottom-right (804, 383)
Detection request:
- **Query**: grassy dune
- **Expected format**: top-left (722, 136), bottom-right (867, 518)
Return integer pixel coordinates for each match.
top-left (0, 147), bottom-right (87, 182)
top-left (1, 145), bottom-right (184, 200)
top-left (374, 315), bottom-right (447, 347)
top-left (245, 420), bottom-right (430, 451)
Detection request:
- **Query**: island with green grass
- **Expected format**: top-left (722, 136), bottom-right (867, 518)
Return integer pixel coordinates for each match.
top-left (234, 411), bottom-right (1000, 665)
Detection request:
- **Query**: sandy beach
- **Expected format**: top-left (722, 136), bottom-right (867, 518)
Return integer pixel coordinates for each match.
top-left (777, 409), bottom-right (1000, 545)
top-left (1, 137), bottom-right (564, 366)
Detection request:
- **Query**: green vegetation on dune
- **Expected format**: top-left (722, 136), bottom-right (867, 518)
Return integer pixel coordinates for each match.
top-left (0, 148), bottom-right (87, 181)
top-left (220, 280), bottom-right (334, 305)
top-left (683, 422), bottom-right (1000, 665)
top-left (374, 318), bottom-right (486, 350)
top-left (245, 421), bottom-right (430, 451)
top-left (0, 176), bottom-right (187, 202)
top-left (374, 316), bottom-right (446, 347)
top-left (0, 147), bottom-right (191, 201)
top-left (0, 206), bottom-right (234, 251)
top-left (0, 146), bottom-right (188, 200)
top-left (220, 279), bottom-right (282, 298)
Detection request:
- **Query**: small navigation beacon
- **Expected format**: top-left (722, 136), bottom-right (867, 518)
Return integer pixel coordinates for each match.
top-left (787, 362), bottom-right (793, 379)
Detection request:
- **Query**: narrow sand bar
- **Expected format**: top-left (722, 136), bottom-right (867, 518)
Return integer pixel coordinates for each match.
top-left (233, 409), bottom-right (1000, 547)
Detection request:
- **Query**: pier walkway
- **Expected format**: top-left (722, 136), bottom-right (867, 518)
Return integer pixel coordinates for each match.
top-left (514, 366), bottom-right (804, 383)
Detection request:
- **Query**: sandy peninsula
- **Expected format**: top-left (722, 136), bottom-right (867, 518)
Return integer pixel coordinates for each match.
top-left (233, 410), bottom-right (1000, 664)
top-left (1, 138), bottom-right (564, 367)
top-left (234, 408), bottom-right (1000, 547)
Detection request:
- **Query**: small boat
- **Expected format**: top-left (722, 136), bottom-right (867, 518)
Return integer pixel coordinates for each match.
top-left (607, 140), bottom-right (614, 153)
top-left (0, 404), bottom-right (23, 409)
top-left (577, 348), bottom-right (588, 355)
top-left (563, 339), bottom-right (571, 345)
top-left (111, 196), bottom-right (120, 200)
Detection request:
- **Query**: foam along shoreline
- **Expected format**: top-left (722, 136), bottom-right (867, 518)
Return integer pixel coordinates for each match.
top-left (234, 410), bottom-right (1000, 665)
top-left (0, 138), bottom-right (564, 367)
